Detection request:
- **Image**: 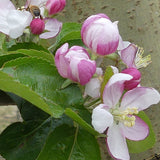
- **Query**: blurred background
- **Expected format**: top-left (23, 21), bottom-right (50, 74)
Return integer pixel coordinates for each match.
top-left (0, 0), bottom-right (160, 159)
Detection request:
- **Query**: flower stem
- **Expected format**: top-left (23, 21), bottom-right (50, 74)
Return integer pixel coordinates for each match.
top-left (84, 98), bottom-right (101, 108)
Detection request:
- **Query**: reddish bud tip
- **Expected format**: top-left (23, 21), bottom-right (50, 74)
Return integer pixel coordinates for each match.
top-left (121, 68), bottom-right (141, 90)
top-left (30, 18), bottom-right (45, 35)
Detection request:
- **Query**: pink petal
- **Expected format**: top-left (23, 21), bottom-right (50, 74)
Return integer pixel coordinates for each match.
top-left (68, 57), bottom-right (96, 85)
top-left (78, 59), bottom-right (96, 85)
top-left (46, 0), bottom-right (66, 15)
top-left (103, 73), bottom-right (132, 108)
top-left (121, 68), bottom-right (141, 90)
top-left (120, 43), bottom-right (137, 68)
top-left (67, 56), bottom-right (80, 82)
top-left (121, 87), bottom-right (160, 111)
top-left (55, 43), bottom-right (69, 78)
top-left (106, 124), bottom-right (130, 160)
top-left (120, 116), bottom-right (149, 141)
top-left (117, 35), bottom-right (130, 51)
top-left (40, 18), bottom-right (62, 39)
top-left (92, 104), bottom-right (113, 133)
top-left (81, 14), bottom-right (110, 40)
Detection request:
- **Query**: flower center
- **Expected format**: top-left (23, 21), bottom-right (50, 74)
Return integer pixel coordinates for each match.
top-left (110, 107), bottom-right (139, 127)
top-left (135, 46), bottom-right (152, 69)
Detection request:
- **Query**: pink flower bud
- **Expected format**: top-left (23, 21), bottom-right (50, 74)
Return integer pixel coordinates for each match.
top-left (81, 14), bottom-right (120, 56)
top-left (30, 18), bottom-right (45, 35)
top-left (55, 43), bottom-right (96, 85)
top-left (46, 0), bottom-right (66, 15)
top-left (121, 68), bottom-right (141, 90)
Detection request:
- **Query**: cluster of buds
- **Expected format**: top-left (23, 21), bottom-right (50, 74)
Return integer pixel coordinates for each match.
top-left (55, 13), bottom-right (152, 93)
top-left (55, 13), bottom-right (160, 160)
top-left (0, 0), bottom-right (66, 39)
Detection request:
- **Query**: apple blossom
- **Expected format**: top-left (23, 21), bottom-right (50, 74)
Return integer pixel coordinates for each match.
top-left (81, 13), bottom-right (120, 56)
top-left (92, 73), bottom-right (160, 160)
top-left (55, 43), bottom-right (96, 85)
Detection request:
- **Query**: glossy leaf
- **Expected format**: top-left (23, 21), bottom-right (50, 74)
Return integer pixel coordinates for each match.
top-left (37, 124), bottom-right (101, 160)
top-left (127, 111), bottom-right (155, 153)
top-left (7, 93), bottom-right (49, 121)
top-left (13, 49), bottom-right (55, 65)
top-left (52, 22), bottom-right (84, 53)
top-left (0, 71), bottom-right (55, 116)
top-left (8, 42), bottom-right (49, 53)
top-left (0, 57), bottom-right (83, 117)
top-left (0, 120), bottom-right (50, 160)
top-left (0, 117), bottom-right (73, 160)
top-left (0, 53), bottom-right (26, 68)
top-left (65, 108), bottom-right (99, 137)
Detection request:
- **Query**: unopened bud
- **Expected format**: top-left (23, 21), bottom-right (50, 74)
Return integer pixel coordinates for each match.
top-left (30, 18), bottom-right (45, 35)
top-left (121, 68), bottom-right (141, 90)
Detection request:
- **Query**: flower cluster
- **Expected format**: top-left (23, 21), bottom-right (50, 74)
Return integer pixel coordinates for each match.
top-left (0, 0), bottom-right (66, 39)
top-left (55, 13), bottom-right (160, 160)
top-left (0, 1), bottom-right (159, 158)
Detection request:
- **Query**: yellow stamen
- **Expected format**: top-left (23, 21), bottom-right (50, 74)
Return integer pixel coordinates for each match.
top-left (111, 107), bottom-right (139, 127)
top-left (135, 46), bottom-right (152, 69)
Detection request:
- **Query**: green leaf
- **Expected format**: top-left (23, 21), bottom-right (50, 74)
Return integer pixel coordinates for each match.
top-left (0, 116), bottom-right (73, 160)
top-left (8, 42), bottom-right (49, 53)
top-left (0, 57), bottom-right (83, 117)
top-left (0, 119), bottom-right (51, 160)
top-left (52, 22), bottom-right (84, 53)
top-left (37, 125), bottom-right (101, 160)
top-left (100, 66), bottom-right (114, 100)
top-left (65, 108), bottom-right (99, 137)
top-left (0, 53), bottom-right (26, 68)
top-left (127, 111), bottom-right (155, 153)
top-left (13, 49), bottom-right (55, 65)
top-left (0, 71), bottom-right (56, 116)
top-left (7, 93), bottom-right (49, 121)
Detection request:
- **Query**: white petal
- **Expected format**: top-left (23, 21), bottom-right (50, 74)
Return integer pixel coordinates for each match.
top-left (96, 67), bottom-right (103, 76)
top-left (39, 18), bottom-right (62, 39)
top-left (92, 104), bottom-right (113, 133)
top-left (0, 0), bottom-right (15, 10)
top-left (110, 65), bottom-right (119, 74)
top-left (0, 0), bottom-right (15, 36)
top-left (121, 87), bottom-right (160, 111)
top-left (117, 35), bottom-right (131, 51)
top-left (103, 73), bottom-right (132, 107)
top-left (26, 0), bottom-right (47, 7)
top-left (7, 10), bottom-right (32, 39)
top-left (106, 124), bottom-right (130, 160)
top-left (0, 10), bottom-right (10, 35)
top-left (85, 78), bottom-right (101, 98)
top-left (45, 18), bottom-right (62, 32)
